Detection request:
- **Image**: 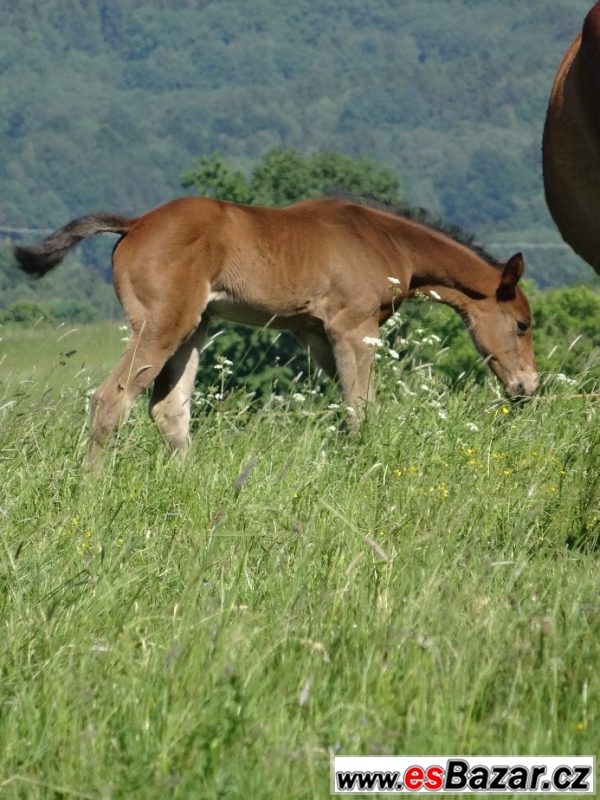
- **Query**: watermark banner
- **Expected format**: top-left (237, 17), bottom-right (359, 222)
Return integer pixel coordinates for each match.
top-left (332, 756), bottom-right (595, 794)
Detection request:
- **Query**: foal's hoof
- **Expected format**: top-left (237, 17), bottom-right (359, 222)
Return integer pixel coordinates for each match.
top-left (341, 407), bottom-right (363, 436)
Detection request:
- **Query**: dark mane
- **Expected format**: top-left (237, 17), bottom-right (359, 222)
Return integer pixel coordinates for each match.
top-left (333, 192), bottom-right (502, 270)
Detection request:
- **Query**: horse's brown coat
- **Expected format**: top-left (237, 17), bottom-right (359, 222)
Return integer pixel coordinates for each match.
top-left (15, 196), bottom-right (537, 464)
top-left (543, 1), bottom-right (600, 275)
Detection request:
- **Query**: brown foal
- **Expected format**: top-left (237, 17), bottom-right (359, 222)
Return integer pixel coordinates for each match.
top-left (15, 196), bottom-right (537, 464)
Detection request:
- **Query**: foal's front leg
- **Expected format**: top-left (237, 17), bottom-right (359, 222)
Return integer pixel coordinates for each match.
top-left (326, 316), bottom-right (378, 431)
top-left (294, 330), bottom-right (338, 380)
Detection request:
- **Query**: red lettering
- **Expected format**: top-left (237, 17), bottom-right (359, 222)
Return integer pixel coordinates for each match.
top-left (425, 765), bottom-right (444, 791)
top-left (405, 765), bottom-right (425, 791)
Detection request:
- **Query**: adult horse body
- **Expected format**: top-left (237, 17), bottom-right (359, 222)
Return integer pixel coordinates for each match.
top-left (543, 1), bottom-right (600, 275)
top-left (15, 196), bottom-right (537, 464)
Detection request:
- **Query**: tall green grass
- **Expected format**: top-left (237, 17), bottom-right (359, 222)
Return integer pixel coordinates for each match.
top-left (0, 324), bottom-right (598, 798)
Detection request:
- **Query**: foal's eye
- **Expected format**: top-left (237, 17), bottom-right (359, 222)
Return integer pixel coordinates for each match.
top-left (517, 320), bottom-right (530, 334)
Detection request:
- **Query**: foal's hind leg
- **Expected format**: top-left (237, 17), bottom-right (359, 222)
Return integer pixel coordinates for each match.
top-left (148, 318), bottom-right (210, 453)
top-left (86, 329), bottom-right (172, 467)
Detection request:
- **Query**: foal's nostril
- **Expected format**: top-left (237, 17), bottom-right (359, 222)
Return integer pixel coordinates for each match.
top-left (509, 380), bottom-right (536, 402)
top-left (507, 381), bottom-right (526, 401)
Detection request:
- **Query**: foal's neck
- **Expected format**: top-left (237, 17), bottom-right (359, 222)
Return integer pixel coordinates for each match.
top-left (403, 223), bottom-right (499, 312)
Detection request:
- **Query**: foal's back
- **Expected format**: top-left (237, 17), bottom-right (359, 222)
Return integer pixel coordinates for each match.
top-left (113, 196), bottom-right (413, 326)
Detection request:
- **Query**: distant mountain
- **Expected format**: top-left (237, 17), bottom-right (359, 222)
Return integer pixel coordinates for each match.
top-left (0, 0), bottom-right (596, 287)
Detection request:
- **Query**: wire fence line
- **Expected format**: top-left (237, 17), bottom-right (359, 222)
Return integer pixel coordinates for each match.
top-left (0, 226), bottom-right (53, 237)
top-left (485, 243), bottom-right (571, 250)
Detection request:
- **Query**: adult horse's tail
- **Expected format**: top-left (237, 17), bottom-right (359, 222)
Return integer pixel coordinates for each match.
top-left (14, 212), bottom-right (131, 277)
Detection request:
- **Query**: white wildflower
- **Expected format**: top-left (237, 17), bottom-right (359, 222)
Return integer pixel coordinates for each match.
top-left (438, 408), bottom-right (447, 420)
top-left (396, 379), bottom-right (417, 396)
top-left (421, 334), bottom-right (442, 346)
top-left (465, 422), bottom-right (479, 432)
top-left (327, 403), bottom-right (340, 410)
top-left (554, 373), bottom-right (577, 386)
top-left (388, 348), bottom-right (400, 359)
top-left (362, 336), bottom-right (384, 347)
top-left (292, 393), bottom-right (305, 403)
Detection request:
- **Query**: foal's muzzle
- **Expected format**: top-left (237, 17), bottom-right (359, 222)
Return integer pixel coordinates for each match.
top-left (506, 372), bottom-right (539, 401)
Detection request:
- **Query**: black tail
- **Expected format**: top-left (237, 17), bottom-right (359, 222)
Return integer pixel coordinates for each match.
top-left (13, 212), bottom-right (132, 277)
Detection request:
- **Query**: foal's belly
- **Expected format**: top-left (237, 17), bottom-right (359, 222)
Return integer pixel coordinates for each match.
top-left (206, 291), bottom-right (322, 333)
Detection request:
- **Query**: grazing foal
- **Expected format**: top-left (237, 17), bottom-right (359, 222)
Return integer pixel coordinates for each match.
top-left (15, 197), bottom-right (537, 464)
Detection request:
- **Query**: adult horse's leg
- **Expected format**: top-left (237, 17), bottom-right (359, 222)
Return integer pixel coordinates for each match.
top-left (148, 317), bottom-right (210, 453)
top-left (325, 314), bottom-right (379, 430)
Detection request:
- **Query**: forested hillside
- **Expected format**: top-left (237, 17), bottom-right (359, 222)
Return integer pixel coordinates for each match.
top-left (0, 0), bottom-right (597, 288)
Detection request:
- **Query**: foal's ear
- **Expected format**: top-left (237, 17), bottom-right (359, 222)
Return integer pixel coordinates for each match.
top-left (497, 252), bottom-right (524, 300)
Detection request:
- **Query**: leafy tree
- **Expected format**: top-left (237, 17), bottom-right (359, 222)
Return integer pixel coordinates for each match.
top-left (181, 152), bottom-right (251, 203)
top-left (181, 146), bottom-right (403, 206)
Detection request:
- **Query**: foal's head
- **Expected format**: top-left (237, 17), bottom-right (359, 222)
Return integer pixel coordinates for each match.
top-left (466, 253), bottom-right (538, 399)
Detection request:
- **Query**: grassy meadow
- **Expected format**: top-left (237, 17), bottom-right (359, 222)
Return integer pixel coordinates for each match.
top-left (0, 321), bottom-right (599, 798)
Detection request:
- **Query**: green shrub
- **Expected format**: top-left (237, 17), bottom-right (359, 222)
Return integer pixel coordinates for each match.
top-left (0, 299), bottom-right (54, 325)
